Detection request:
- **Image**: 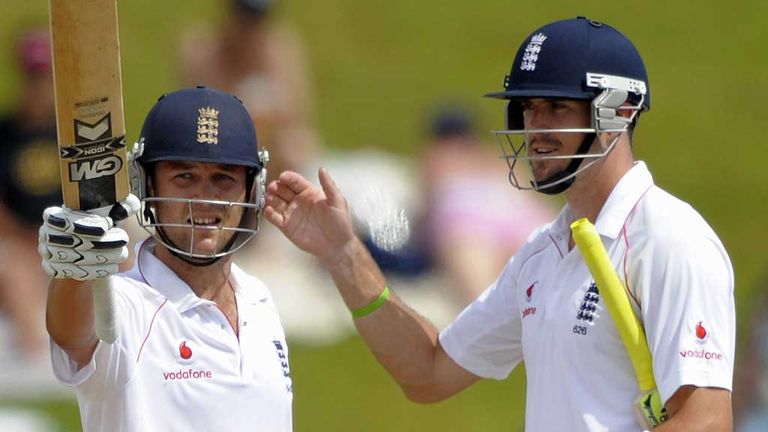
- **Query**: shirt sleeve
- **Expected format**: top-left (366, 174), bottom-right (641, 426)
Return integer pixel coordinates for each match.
top-left (631, 230), bottom-right (735, 405)
top-left (439, 259), bottom-right (523, 380)
top-left (49, 277), bottom-right (146, 389)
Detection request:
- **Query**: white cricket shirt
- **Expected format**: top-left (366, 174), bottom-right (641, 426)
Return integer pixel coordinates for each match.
top-left (51, 239), bottom-right (293, 432)
top-left (439, 162), bottom-right (734, 431)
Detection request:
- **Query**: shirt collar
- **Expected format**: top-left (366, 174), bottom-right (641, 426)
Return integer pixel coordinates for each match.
top-left (549, 161), bottom-right (654, 240)
top-left (594, 161), bottom-right (654, 238)
top-left (230, 265), bottom-right (270, 306)
top-left (134, 239), bottom-right (260, 313)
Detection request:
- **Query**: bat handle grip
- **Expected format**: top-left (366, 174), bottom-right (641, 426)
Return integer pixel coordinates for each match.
top-left (92, 277), bottom-right (117, 343)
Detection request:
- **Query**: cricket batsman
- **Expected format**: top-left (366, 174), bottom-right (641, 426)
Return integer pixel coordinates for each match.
top-left (265, 16), bottom-right (735, 431)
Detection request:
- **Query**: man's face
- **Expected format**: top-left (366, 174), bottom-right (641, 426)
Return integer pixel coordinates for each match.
top-left (151, 160), bottom-right (248, 257)
top-left (520, 98), bottom-right (591, 184)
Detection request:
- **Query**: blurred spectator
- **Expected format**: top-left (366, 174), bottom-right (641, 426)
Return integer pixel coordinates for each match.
top-left (0, 27), bottom-right (60, 361)
top-left (180, 0), bottom-right (320, 183)
top-left (180, 0), bottom-right (343, 343)
top-left (350, 149), bottom-right (432, 279)
top-left (421, 104), bottom-right (555, 305)
top-left (734, 274), bottom-right (768, 432)
top-left (326, 148), bottom-right (461, 329)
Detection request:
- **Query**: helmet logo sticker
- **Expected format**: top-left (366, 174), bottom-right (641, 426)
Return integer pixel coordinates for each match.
top-left (197, 107), bottom-right (220, 145)
top-left (520, 33), bottom-right (547, 72)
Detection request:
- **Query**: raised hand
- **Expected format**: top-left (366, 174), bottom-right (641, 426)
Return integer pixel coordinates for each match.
top-left (38, 194), bottom-right (140, 280)
top-left (264, 168), bottom-right (357, 265)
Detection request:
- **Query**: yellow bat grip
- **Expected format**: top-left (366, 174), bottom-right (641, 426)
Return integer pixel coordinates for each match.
top-left (571, 218), bottom-right (657, 392)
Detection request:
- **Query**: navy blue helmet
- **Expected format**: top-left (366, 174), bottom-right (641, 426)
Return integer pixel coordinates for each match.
top-left (131, 86), bottom-right (269, 264)
top-left (488, 17), bottom-right (649, 194)
top-left (136, 86), bottom-right (264, 169)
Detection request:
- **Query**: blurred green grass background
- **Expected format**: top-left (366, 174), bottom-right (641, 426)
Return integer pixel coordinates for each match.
top-left (1, 0), bottom-right (766, 430)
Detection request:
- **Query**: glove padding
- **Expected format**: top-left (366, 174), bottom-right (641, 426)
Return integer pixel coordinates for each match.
top-left (634, 388), bottom-right (669, 430)
top-left (39, 195), bottom-right (140, 280)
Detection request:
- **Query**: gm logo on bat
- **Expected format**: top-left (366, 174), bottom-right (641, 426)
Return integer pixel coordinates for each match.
top-left (68, 155), bottom-right (123, 181)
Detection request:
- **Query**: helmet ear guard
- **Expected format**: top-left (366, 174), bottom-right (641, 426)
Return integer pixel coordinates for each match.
top-left (592, 89), bottom-right (631, 131)
top-left (252, 149), bottom-right (269, 210)
top-left (586, 73), bottom-right (646, 133)
top-left (236, 148), bottom-right (269, 246)
top-left (128, 138), bottom-right (147, 202)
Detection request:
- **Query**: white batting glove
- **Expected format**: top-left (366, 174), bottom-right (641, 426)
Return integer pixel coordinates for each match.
top-left (39, 195), bottom-right (140, 280)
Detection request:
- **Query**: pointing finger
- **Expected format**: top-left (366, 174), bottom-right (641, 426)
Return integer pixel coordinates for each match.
top-left (318, 167), bottom-right (346, 209)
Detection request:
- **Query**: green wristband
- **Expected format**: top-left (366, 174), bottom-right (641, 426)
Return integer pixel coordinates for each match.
top-left (351, 286), bottom-right (391, 318)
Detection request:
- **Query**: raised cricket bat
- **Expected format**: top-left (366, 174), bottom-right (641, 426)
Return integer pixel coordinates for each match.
top-left (49, 0), bottom-right (128, 343)
top-left (570, 218), bottom-right (667, 429)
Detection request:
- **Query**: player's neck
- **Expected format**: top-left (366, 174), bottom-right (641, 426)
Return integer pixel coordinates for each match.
top-left (155, 246), bottom-right (240, 336)
top-left (565, 140), bottom-right (635, 227)
top-left (154, 245), bottom-right (234, 300)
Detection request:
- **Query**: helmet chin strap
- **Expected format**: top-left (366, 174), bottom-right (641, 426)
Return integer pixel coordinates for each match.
top-left (533, 133), bottom-right (596, 195)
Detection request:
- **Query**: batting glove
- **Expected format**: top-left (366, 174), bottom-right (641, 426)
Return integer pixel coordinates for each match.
top-left (39, 195), bottom-right (140, 280)
top-left (634, 388), bottom-right (669, 429)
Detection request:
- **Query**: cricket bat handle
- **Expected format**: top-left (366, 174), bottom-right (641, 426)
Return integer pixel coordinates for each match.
top-left (571, 218), bottom-right (668, 428)
top-left (92, 277), bottom-right (117, 343)
top-left (570, 218), bottom-right (656, 391)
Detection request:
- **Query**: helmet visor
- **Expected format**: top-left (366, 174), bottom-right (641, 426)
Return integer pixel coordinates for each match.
top-left (140, 197), bottom-right (261, 259)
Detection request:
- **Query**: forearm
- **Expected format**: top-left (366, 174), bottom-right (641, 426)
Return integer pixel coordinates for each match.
top-left (355, 295), bottom-right (442, 398)
top-left (652, 386), bottom-right (732, 431)
top-left (323, 238), bottom-right (442, 393)
top-left (46, 278), bottom-right (98, 366)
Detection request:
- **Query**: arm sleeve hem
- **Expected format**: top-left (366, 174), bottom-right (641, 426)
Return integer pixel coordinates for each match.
top-left (49, 338), bottom-right (101, 387)
top-left (658, 367), bottom-right (732, 406)
top-left (439, 328), bottom-right (515, 380)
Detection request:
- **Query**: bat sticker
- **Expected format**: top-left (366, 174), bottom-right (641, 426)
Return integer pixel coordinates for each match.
top-left (59, 136), bottom-right (126, 159)
top-left (75, 113), bottom-right (112, 143)
top-left (68, 154), bottom-right (123, 182)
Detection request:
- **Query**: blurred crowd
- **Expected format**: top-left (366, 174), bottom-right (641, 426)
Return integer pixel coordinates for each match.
top-left (0, 24), bottom-right (63, 432)
top-left (0, 1), bottom-right (764, 430)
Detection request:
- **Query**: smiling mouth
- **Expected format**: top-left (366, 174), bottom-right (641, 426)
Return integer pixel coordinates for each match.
top-left (532, 147), bottom-right (557, 155)
top-left (528, 144), bottom-right (562, 158)
top-left (529, 138), bottom-right (561, 156)
top-left (188, 217), bottom-right (222, 227)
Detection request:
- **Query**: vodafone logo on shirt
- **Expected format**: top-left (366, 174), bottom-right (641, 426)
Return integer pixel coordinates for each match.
top-left (679, 349), bottom-right (723, 361)
top-left (163, 368), bottom-right (213, 381)
top-left (525, 282), bottom-right (537, 302)
top-left (522, 282), bottom-right (537, 318)
top-left (176, 341), bottom-right (194, 364)
top-left (693, 321), bottom-right (709, 343)
top-left (179, 341), bottom-right (193, 361)
top-left (679, 320), bottom-right (723, 362)
top-left (162, 340), bottom-right (214, 381)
